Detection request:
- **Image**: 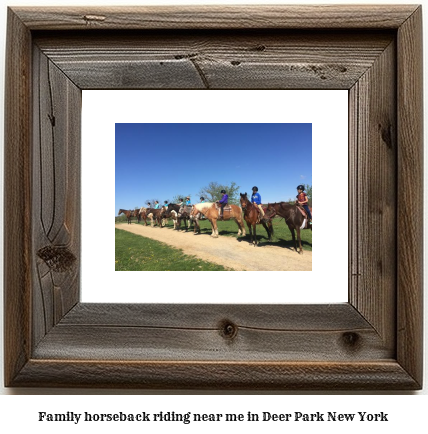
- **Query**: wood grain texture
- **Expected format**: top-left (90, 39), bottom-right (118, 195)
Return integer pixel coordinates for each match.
top-left (32, 47), bottom-right (81, 348)
top-left (11, 5), bottom-right (420, 30)
top-left (34, 31), bottom-right (393, 90)
top-left (396, 6), bottom-right (423, 386)
top-left (349, 40), bottom-right (396, 351)
top-left (32, 304), bottom-right (391, 362)
top-left (3, 8), bottom-right (32, 388)
top-left (3, 5), bottom-right (423, 390)
top-left (12, 361), bottom-right (419, 390)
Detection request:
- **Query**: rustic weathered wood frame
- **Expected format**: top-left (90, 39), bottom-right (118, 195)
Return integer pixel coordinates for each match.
top-left (4, 5), bottom-right (423, 390)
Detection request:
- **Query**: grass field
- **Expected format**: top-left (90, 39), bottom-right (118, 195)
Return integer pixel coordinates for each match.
top-left (116, 215), bottom-right (312, 252)
top-left (115, 228), bottom-right (233, 271)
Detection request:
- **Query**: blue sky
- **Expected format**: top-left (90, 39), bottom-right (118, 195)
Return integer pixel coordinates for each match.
top-left (115, 123), bottom-right (311, 213)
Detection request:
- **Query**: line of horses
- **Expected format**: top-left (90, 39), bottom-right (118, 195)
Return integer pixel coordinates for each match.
top-left (118, 194), bottom-right (311, 254)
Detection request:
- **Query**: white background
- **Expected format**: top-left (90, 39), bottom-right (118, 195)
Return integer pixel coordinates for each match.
top-left (82, 89), bottom-right (348, 304)
top-left (0, 0), bottom-right (426, 430)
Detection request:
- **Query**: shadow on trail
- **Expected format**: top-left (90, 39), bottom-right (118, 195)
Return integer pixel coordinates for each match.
top-left (161, 224), bottom-right (312, 252)
top-left (237, 235), bottom-right (312, 252)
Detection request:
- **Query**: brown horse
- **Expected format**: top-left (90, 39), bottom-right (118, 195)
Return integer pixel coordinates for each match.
top-left (239, 193), bottom-right (273, 246)
top-left (263, 202), bottom-right (311, 254)
top-left (191, 202), bottom-right (246, 238)
top-left (118, 209), bottom-right (134, 224)
top-left (160, 204), bottom-right (180, 229)
top-left (138, 207), bottom-right (149, 225)
top-left (145, 208), bottom-right (163, 227)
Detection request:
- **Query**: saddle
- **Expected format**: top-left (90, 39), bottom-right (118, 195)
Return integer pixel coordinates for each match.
top-left (215, 203), bottom-right (232, 219)
top-left (297, 205), bottom-right (312, 228)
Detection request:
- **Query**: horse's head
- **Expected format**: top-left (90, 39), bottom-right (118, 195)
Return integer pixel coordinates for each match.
top-left (263, 203), bottom-right (277, 220)
top-left (190, 205), bottom-right (199, 217)
top-left (192, 203), bottom-right (211, 217)
top-left (239, 192), bottom-right (250, 209)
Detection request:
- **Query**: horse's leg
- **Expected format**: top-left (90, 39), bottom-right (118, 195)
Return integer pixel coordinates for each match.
top-left (253, 223), bottom-right (257, 246)
top-left (296, 227), bottom-right (303, 254)
top-left (209, 219), bottom-right (215, 237)
top-left (234, 216), bottom-right (242, 236)
top-left (288, 225), bottom-right (297, 252)
top-left (212, 219), bottom-right (218, 238)
top-left (261, 221), bottom-right (271, 241)
top-left (247, 222), bottom-right (252, 240)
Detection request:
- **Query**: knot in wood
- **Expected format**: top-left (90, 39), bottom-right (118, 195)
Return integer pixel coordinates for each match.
top-left (341, 332), bottom-right (361, 350)
top-left (37, 245), bottom-right (76, 272)
top-left (219, 320), bottom-right (238, 340)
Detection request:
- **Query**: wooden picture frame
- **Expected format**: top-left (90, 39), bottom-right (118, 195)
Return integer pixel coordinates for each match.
top-left (4, 5), bottom-right (423, 390)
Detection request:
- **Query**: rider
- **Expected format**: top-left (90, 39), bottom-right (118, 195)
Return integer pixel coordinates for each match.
top-left (163, 200), bottom-right (169, 208)
top-left (217, 189), bottom-right (228, 220)
top-left (251, 186), bottom-right (265, 219)
top-left (185, 196), bottom-right (192, 206)
top-left (296, 185), bottom-right (312, 224)
top-left (200, 196), bottom-right (205, 203)
top-left (154, 200), bottom-right (160, 209)
top-left (177, 198), bottom-right (184, 213)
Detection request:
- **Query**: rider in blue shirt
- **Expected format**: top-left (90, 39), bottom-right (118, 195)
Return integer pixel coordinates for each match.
top-left (185, 196), bottom-right (191, 206)
top-left (251, 186), bottom-right (264, 218)
top-left (200, 196), bottom-right (205, 203)
top-left (154, 201), bottom-right (160, 209)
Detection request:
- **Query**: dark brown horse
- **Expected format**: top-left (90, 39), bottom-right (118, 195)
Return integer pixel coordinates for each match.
top-left (239, 193), bottom-right (273, 246)
top-left (137, 207), bottom-right (149, 226)
top-left (118, 209), bottom-right (134, 224)
top-left (263, 202), bottom-right (311, 254)
top-left (145, 208), bottom-right (163, 227)
top-left (160, 204), bottom-right (179, 229)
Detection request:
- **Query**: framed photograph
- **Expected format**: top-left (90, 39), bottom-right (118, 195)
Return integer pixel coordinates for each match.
top-left (4, 5), bottom-right (423, 389)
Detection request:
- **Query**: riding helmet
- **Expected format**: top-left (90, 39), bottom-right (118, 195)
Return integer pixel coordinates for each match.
top-left (221, 190), bottom-right (226, 194)
top-left (297, 185), bottom-right (305, 191)
top-left (200, 197), bottom-right (205, 201)
top-left (252, 186), bottom-right (258, 191)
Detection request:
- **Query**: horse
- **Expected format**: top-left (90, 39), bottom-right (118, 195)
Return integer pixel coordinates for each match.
top-left (118, 209), bottom-right (134, 224)
top-left (239, 193), bottom-right (273, 246)
top-left (263, 202), bottom-right (311, 254)
top-left (145, 208), bottom-right (163, 227)
top-left (175, 204), bottom-right (198, 232)
top-left (190, 202), bottom-right (246, 238)
top-left (160, 204), bottom-right (180, 229)
top-left (137, 207), bottom-right (148, 225)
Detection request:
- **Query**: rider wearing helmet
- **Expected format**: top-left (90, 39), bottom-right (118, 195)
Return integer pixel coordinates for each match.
top-left (251, 186), bottom-right (265, 219)
top-left (217, 189), bottom-right (228, 220)
top-left (200, 196), bottom-right (205, 203)
top-left (296, 185), bottom-right (312, 223)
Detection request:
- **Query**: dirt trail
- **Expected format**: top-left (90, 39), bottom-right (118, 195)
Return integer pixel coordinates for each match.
top-left (116, 223), bottom-right (312, 271)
